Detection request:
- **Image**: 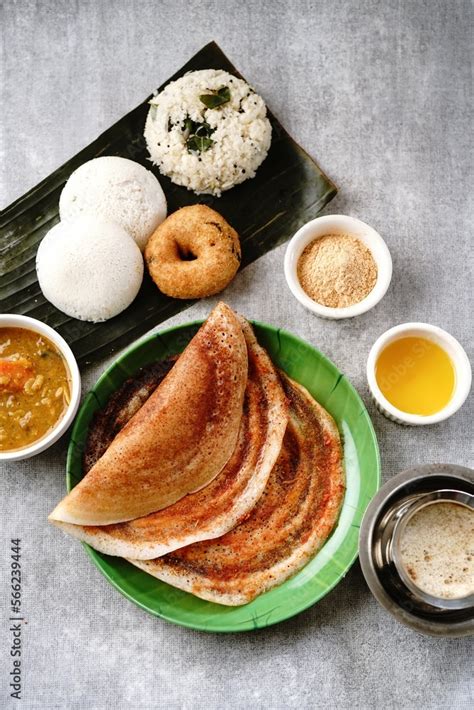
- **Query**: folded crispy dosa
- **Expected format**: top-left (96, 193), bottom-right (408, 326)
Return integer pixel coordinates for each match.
top-left (130, 374), bottom-right (345, 605)
top-left (49, 302), bottom-right (247, 525)
top-left (50, 320), bottom-right (288, 558)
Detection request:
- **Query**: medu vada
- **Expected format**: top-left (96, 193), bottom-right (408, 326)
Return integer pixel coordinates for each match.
top-left (144, 205), bottom-right (241, 299)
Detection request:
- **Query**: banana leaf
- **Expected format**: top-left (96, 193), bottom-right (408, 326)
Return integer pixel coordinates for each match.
top-left (0, 42), bottom-right (336, 365)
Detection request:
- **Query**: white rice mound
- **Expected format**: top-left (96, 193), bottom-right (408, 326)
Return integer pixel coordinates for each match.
top-left (59, 156), bottom-right (167, 251)
top-left (36, 215), bottom-right (144, 323)
top-left (144, 69), bottom-right (272, 196)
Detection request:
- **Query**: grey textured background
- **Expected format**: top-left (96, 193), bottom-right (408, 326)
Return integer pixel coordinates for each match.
top-left (1, 1), bottom-right (473, 708)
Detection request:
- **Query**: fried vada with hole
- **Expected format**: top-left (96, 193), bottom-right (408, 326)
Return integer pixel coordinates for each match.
top-left (144, 205), bottom-right (241, 299)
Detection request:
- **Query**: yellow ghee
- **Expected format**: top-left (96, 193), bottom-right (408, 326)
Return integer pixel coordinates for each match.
top-left (375, 336), bottom-right (455, 415)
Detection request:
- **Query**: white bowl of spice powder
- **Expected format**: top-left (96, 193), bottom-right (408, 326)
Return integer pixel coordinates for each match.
top-left (284, 215), bottom-right (392, 319)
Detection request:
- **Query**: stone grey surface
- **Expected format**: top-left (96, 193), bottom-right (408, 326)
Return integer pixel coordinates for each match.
top-left (1, 0), bottom-right (473, 708)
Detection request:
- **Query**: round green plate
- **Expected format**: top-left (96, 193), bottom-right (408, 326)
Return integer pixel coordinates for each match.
top-left (67, 320), bottom-right (380, 632)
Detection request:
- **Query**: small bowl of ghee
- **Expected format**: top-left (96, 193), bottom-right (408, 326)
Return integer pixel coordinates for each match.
top-left (367, 323), bottom-right (472, 425)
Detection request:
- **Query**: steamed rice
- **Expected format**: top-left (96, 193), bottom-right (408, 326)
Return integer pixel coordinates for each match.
top-left (144, 69), bottom-right (272, 196)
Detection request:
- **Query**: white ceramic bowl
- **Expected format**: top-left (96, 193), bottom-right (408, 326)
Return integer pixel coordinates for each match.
top-left (284, 214), bottom-right (392, 319)
top-left (367, 323), bottom-right (472, 425)
top-left (0, 314), bottom-right (81, 461)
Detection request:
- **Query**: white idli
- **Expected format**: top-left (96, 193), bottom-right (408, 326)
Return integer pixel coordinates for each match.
top-left (59, 156), bottom-right (167, 251)
top-left (37, 216), bottom-right (144, 323)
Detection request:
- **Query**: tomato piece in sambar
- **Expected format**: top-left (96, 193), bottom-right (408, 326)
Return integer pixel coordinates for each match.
top-left (0, 357), bottom-right (35, 393)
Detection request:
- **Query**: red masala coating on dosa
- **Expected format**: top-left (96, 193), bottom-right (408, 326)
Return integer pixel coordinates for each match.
top-left (131, 374), bottom-right (345, 605)
top-left (51, 320), bottom-right (288, 559)
top-left (49, 302), bottom-right (247, 525)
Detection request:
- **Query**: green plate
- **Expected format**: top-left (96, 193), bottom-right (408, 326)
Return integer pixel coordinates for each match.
top-left (67, 321), bottom-right (380, 632)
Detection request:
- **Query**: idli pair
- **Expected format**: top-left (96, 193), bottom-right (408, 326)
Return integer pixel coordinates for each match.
top-left (36, 156), bottom-right (167, 323)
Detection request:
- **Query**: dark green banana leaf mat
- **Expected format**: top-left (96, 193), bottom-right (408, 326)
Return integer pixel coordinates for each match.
top-left (0, 42), bottom-right (336, 366)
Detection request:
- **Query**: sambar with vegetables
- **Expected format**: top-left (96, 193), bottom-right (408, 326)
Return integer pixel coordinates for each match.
top-left (0, 328), bottom-right (71, 452)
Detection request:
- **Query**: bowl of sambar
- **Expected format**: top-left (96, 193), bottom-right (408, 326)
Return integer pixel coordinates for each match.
top-left (0, 315), bottom-right (81, 461)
